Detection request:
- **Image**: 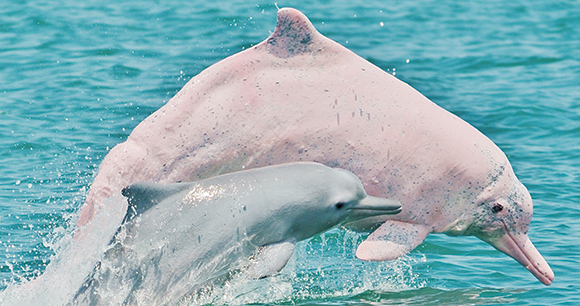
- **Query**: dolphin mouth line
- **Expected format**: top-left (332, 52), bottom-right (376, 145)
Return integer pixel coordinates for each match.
top-left (501, 220), bottom-right (553, 285)
top-left (348, 206), bottom-right (403, 214)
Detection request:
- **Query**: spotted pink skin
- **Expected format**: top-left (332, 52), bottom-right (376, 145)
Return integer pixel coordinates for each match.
top-left (77, 8), bottom-right (553, 285)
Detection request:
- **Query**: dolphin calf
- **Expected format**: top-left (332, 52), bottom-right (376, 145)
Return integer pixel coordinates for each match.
top-left (76, 8), bottom-right (553, 285)
top-left (72, 162), bottom-right (400, 305)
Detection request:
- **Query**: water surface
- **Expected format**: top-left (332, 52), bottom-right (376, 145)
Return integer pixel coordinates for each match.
top-left (1, 0), bottom-right (578, 305)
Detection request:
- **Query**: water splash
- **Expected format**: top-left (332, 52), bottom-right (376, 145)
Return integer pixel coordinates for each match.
top-left (0, 194), bottom-right (126, 306)
top-left (176, 228), bottom-right (425, 305)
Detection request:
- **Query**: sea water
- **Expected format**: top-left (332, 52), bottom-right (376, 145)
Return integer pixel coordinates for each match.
top-left (1, 0), bottom-right (578, 305)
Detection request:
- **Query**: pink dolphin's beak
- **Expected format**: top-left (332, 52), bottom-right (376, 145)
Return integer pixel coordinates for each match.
top-left (489, 223), bottom-right (554, 285)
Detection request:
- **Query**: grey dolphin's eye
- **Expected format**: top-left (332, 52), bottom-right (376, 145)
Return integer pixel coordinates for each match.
top-left (335, 202), bottom-right (345, 209)
top-left (492, 203), bottom-right (504, 213)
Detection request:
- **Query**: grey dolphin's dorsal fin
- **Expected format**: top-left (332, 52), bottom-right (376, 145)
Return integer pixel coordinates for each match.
top-left (121, 182), bottom-right (191, 223)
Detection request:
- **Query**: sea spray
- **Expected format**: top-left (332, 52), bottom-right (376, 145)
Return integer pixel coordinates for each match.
top-left (176, 228), bottom-right (426, 305)
top-left (0, 194), bottom-right (126, 306)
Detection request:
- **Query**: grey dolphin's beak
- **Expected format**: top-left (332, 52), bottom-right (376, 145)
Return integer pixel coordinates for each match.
top-left (347, 196), bottom-right (402, 220)
top-left (485, 223), bottom-right (554, 286)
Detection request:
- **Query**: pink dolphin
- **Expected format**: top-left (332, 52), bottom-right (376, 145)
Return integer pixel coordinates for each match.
top-left (77, 8), bottom-right (553, 285)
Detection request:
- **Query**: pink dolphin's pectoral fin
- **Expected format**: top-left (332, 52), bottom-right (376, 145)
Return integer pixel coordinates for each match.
top-left (356, 221), bottom-right (430, 261)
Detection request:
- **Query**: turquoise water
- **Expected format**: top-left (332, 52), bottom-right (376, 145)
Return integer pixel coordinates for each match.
top-left (1, 0), bottom-right (579, 305)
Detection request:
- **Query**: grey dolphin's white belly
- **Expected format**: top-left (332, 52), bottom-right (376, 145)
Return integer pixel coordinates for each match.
top-left (72, 162), bottom-right (400, 305)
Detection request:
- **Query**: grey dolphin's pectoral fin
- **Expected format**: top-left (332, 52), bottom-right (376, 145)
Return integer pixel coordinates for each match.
top-left (356, 221), bottom-right (430, 261)
top-left (245, 241), bottom-right (296, 279)
top-left (121, 182), bottom-right (191, 223)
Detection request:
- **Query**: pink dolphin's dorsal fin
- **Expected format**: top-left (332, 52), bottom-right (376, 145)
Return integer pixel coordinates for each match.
top-left (265, 8), bottom-right (322, 58)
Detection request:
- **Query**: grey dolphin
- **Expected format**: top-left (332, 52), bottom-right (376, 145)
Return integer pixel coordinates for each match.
top-left (73, 162), bottom-right (400, 305)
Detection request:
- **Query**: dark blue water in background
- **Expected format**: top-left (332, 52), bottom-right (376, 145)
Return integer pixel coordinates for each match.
top-left (1, 0), bottom-right (578, 305)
